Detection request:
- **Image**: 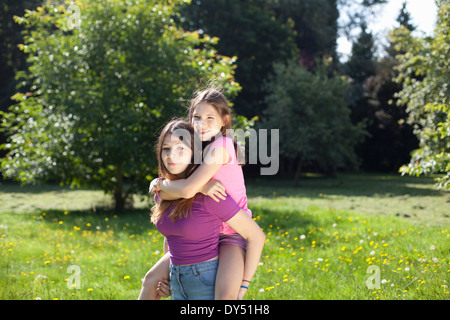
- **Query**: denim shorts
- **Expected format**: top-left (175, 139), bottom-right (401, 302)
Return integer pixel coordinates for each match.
top-left (169, 259), bottom-right (219, 300)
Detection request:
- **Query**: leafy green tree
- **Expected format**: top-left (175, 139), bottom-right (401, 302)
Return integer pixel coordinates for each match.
top-left (181, 0), bottom-right (297, 118)
top-left (260, 58), bottom-right (364, 186)
top-left (362, 56), bottom-right (419, 172)
top-left (344, 22), bottom-right (378, 170)
top-left (0, 0), bottom-right (240, 211)
top-left (268, 0), bottom-right (340, 70)
top-left (396, 1), bottom-right (416, 32)
top-left (352, 3), bottom-right (419, 172)
top-left (392, 0), bottom-right (450, 188)
top-left (346, 22), bottom-right (376, 87)
top-left (0, 0), bottom-right (43, 163)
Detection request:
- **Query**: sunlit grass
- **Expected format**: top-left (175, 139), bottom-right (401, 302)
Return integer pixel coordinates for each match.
top-left (1, 174), bottom-right (449, 300)
top-left (245, 204), bottom-right (449, 299)
top-left (0, 209), bottom-right (162, 300)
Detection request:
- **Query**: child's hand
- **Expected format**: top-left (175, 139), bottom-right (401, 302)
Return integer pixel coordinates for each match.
top-left (200, 179), bottom-right (227, 202)
top-left (149, 178), bottom-right (162, 194)
top-left (156, 278), bottom-right (170, 299)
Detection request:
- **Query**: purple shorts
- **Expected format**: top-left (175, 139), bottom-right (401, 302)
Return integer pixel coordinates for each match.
top-left (219, 233), bottom-right (247, 250)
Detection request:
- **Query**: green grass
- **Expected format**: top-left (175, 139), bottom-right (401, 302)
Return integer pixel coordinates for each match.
top-left (1, 174), bottom-right (449, 300)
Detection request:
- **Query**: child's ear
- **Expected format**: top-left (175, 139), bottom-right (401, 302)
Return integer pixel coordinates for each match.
top-left (223, 114), bottom-right (231, 127)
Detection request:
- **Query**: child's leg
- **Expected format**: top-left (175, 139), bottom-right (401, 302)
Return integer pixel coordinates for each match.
top-left (138, 252), bottom-right (170, 300)
top-left (215, 244), bottom-right (245, 300)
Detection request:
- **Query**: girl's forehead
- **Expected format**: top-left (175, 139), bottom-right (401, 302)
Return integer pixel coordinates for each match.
top-left (192, 102), bottom-right (220, 116)
top-left (162, 134), bottom-right (186, 145)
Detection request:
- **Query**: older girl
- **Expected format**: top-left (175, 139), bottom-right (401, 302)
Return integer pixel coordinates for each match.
top-left (139, 119), bottom-right (264, 300)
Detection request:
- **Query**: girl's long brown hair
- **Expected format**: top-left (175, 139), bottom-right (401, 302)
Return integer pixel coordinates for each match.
top-left (150, 119), bottom-right (201, 224)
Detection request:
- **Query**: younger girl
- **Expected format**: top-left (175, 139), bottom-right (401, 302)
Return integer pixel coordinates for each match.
top-left (149, 87), bottom-right (253, 300)
top-left (142, 119), bottom-right (265, 300)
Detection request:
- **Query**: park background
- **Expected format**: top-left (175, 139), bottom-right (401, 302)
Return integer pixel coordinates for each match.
top-left (0, 0), bottom-right (448, 300)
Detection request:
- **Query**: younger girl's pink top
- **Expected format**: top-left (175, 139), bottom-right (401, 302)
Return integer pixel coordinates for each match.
top-left (209, 136), bottom-right (252, 234)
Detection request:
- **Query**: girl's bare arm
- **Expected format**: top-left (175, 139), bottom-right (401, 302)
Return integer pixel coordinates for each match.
top-left (159, 146), bottom-right (229, 199)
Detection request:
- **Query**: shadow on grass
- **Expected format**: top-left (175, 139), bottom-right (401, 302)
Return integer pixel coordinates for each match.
top-left (0, 181), bottom-right (82, 194)
top-left (33, 201), bottom-right (321, 242)
top-left (35, 207), bottom-right (158, 237)
top-left (1, 173), bottom-right (444, 199)
top-left (245, 173), bottom-right (446, 198)
top-left (250, 203), bottom-right (335, 242)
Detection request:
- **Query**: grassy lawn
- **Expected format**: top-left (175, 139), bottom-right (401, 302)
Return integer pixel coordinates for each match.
top-left (1, 173), bottom-right (449, 300)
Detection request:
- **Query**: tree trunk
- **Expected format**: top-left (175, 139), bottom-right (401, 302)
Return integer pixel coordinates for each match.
top-left (114, 164), bottom-right (125, 212)
top-left (293, 156), bottom-right (303, 187)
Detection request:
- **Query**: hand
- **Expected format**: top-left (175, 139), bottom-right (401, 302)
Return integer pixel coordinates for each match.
top-left (149, 178), bottom-right (162, 194)
top-left (156, 278), bottom-right (170, 299)
top-left (200, 179), bottom-right (227, 202)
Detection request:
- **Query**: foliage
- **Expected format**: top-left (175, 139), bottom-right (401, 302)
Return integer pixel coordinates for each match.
top-left (348, 4), bottom-right (419, 172)
top-left (260, 58), bottom-right (365, 185)
top-left (392, 0), bottom-right (450, 188)
top-left (0, 0), bottom-right (241, 210)
top-left (180, 0), bottom-right (298, 118)
top-left (268, 0), bottom-right (339, 68)
top-left (345, 22), bottom-right (376, 86)
top-left (395, 1), bottom-right (416, 32)
top-left (361, 56), bottom-right (418, 172)
top-left (0, 0), bottom-right (43, 162)
top-left (0, 0), bottom-right (42, 108)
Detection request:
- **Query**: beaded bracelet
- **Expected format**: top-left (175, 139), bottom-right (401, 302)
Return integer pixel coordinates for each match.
top-left (240, 285), bottom-right (249, 290)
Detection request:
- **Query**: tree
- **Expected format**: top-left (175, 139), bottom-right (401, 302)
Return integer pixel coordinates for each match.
top-left (181, 0), bottom-right (298, 119)
top-left (338, 0), bottom-right (388, 41)
top-left (268, 0), bottom-right (339, 69)
top-left (396, 1), bottom-right (416, 32)
top-left (0, 0), bottom-right (43, 164)
top-left (346, 22), bottom-right (376, 86)
top-left (0, 0), bottom-right (240, 211)
top-left (392, 0), bottom-right (450, 188)
top-left (344, 22), bottom-right (379, 170)
top-left (362, 56), bottom-right (419, 172)
top-left (260, 58), bottom-right (364, 186)
top-left (351, 3), bottom-right (419, 172)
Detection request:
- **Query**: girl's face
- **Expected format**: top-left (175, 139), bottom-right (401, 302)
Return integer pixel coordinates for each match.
top-left (161, 134), bottom-right (192, 175)
top-left (191, 102), bottom-right (225, 141)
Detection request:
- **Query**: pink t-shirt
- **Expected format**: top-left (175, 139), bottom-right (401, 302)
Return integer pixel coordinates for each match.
top-left (208, 136), bottom-right (252, 234)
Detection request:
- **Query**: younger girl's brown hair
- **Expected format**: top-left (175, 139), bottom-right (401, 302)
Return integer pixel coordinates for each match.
top-left (188, 87), bottom-right (232, 137)
top-left (187, 86), bottom-right (245, 164)
top-left (150, 119), bottom-right (201, 224)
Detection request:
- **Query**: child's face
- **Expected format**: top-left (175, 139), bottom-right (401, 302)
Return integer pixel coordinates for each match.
top-left (191, 102), bottom-right (225, 141)
top-left (161, 134), bottom-right (192, 175)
